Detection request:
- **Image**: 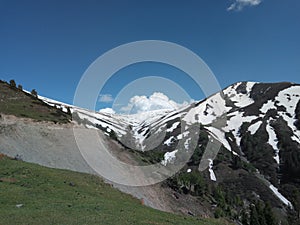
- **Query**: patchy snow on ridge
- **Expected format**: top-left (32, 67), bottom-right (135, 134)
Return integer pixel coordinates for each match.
top-left (223, 82), bottom-right (256, 108)
top-left (161, 150), bottom-right (178, 166)
top-left (276, 86), bottom-right (300, 116)
top-left (183, 92), bottom-right (231, 125)
top-left (274, 86), bottom-right (300, 144)
top-left (38, 95), bottom-right (72, 113)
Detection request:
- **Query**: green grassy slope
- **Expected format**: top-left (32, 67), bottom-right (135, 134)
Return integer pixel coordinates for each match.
top-left (0, 80), bottom-right (70, 123)
top-left (0, 155), bottom-right (229, 225)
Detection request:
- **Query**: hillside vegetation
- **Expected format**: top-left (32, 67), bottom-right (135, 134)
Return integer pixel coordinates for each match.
top-left (0, 80), bottom-right (70, 123)
top-left (0, 155), bottom-right (229, 225)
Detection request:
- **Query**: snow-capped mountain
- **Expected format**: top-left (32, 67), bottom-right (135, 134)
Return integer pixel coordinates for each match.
top-left (39, 81), bottom-right (300, 222)
top-left (41, 82), bottom-right (300, 168)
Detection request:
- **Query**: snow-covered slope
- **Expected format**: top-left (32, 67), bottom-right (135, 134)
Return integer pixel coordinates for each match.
top-left (39, 82), bottom-right (300, 164)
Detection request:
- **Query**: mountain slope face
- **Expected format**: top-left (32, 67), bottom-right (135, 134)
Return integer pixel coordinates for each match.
top-left (66, 81), bottom-right (300, 224)
top-left (1, 80), bottom-right (300, 224)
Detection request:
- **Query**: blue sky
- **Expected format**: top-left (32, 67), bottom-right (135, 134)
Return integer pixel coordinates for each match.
top-left (1, 0), bottom-right (300, 111)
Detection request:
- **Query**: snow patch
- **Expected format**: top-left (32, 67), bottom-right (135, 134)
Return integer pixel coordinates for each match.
top-left (85, 124), bottom-right (98, 130)
top-left (208, 159), bottom-right (217, 181)
top-left (206, 126), bottom-right (231, 151)
top-left (164, 136), bottom-right (175, 146)
top-left (167, 121), bottom-right (180, 132)
top-left (161, 150), bottom-right (178, 166)
top-left (269, 184), bottom-right (292, 208)
top-left (223, 111), bottom-right (257, 146)
top-left (276, 86), bottom-right (300, 115)
top-left (184, 138), bottom-right (191, 150)
top-left (225, 112), bottom-right (256, 133)
top-left (275, 86), bottom-right (300, 144)
top-left (177, 131), bottom-right (189, 140)
top-left (224, 82), bottom-right (256, 108)
top-left (183, 92), bottom-right (231, 125)
top-left (260, 100), bottom-right (276, 114)
top-left (248, 121), bottom-right (262, 135)
top-left (266, 120), bottom-right (280, 164)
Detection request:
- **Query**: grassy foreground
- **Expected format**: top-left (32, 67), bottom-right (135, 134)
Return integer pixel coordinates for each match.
top-left (0, 155), bottom-right (227, 225)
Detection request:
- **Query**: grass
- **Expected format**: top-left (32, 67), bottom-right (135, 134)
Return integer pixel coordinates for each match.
top-left (0, 81), bottom-right (70, 123)
top-left (0, 155), bottom-right (229, 225)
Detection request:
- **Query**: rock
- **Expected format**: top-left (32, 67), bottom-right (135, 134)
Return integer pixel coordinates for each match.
top-left (16, 204), bottom-right (23, 208)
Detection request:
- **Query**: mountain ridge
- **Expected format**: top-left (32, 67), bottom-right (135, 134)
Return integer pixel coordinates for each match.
top-left (1, 80), bottom-right (300, 224)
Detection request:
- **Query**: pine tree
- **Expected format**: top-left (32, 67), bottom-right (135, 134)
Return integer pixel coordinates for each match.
top-left (250, 204), bottom-right (259, 225)
top-left (264, 202), bottom-right (276, 225)
top-left (241, 209), bottom-right (249, 225)
top-left (31, 89), bottom-right (38, 98)
top-left (9, 79), bottom-right (16, 88)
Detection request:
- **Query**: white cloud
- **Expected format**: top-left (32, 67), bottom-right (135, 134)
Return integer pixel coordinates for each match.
top-left (98, 94), bottom-right (114, 103)
top-left (99, 108), bottom-right (116, 114)
top-left (227, 0), bottom-right (262, 11)
top-left (120, 92), bottom-right (191, 114)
